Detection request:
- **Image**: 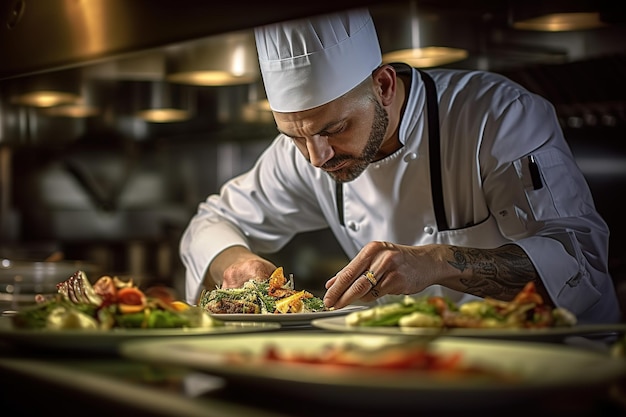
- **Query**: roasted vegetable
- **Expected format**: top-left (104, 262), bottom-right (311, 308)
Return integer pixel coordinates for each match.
top-left (346, 282), bottom-right (577, 329)
top-left (12, 271), bottom-right (223, 330)
top-left (199, 266), bottom-right (326, 314)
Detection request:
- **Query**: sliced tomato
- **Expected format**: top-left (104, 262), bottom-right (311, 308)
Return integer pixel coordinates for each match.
top-left (117, 287), bottom-right (147, 314)
top-left (117, 287), bottom-right (146, 305)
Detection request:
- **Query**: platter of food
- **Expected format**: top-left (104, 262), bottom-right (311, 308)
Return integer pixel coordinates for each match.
top-left (311, 315), bottom-right (626, 341)
top-left (1, 270), bottom-right (281, 354)
top-left (312, 282), bottom-right (626, 342)
top-left (199, 266), bottom-right (368, 326)
top-left (119, 332), bottom-right (626, 411)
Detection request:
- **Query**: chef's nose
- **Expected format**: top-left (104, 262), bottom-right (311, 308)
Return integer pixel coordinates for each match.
top-left (306, 135), bottom-right (334, 167)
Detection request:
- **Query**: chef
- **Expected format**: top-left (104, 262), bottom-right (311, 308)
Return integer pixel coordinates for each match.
top-left (181, 8), bottom-right (621, 324)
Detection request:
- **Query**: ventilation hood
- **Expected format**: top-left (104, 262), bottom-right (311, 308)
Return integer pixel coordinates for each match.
top-left (0, 0), bottom-right (382, 80)
top-left (1, 0), bottom-right (625, 140)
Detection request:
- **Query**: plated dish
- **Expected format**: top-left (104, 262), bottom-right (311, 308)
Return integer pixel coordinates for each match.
top-left (210, 304), bottom-right (368, 327)
top-left (312, 315), bottom-right (626, 342)
top-left (0, 317), bottom-right (280, 354)
top-left (119, 332), bottom-right (626, 411)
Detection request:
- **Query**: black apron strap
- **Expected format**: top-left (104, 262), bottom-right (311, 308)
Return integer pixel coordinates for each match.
top-left (336, 69), bottom-right (448, 231)
top-left (335, 181), bottom-right (345, 227)
top-left (418, 69), bottom-right (449, 232)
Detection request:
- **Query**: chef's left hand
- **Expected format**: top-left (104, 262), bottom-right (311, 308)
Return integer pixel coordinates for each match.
top-left (323, 241), bottom-right (443, 309)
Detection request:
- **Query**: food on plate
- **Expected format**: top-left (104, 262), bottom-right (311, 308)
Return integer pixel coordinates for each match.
top-left (12, 270), bottom-right (223, 330)
top-left (345, 282), bottom-right (577, 329)
top-left (199, 267), bottom-right (327, 314)
top-left (224, 340), bottom-right (517, 381)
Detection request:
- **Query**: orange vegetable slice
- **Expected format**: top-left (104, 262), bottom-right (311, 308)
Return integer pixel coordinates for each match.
top-left (117, 287), bottom-right (147, 314)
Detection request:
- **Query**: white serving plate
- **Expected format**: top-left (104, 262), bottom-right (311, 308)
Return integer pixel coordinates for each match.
top-left (0, 316), bottom-right (280, 354)
top-left (119, 332), bottom-right (626, 411)
top-left (312, 315), bottom-right (626, 342)
top-left (210, 304), bottom-right (367, 327)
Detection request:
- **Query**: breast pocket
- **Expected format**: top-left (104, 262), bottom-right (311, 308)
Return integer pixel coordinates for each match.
top-left (516, 149), bottom-right (595, 221)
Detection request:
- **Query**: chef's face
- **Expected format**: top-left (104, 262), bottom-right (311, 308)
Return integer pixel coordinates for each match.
top-left (274, 81), bottom-right (389, 183)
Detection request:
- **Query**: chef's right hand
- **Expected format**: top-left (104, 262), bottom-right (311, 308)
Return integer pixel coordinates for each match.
top-left (323, 241), bottom-right (442, 309)
top-left (208, 245), bottom-right (277, 289)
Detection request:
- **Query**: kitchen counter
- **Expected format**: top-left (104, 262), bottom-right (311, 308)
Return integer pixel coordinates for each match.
top-left (1, 327), bottom-right (626, 417)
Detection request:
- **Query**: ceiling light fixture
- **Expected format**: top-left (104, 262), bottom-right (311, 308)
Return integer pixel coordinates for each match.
top-left (165, 30), bottom-right (260, 86)
top-left (42, 80), bottom-right (100, 118)
top-left (512, 12), bottom-right (605, 31)
top-left (11, 90), bottom-right (79, 108)
top-left (9, 70), bottom-right (81, 108)
top-left (134, 81), bottom-right (194, 123)
top-left (509, 0), bottom-right (606, 31)
top-left (379, 1), bottom-right (468, 68)
top-left (43, 102), bottom-right (100, 118)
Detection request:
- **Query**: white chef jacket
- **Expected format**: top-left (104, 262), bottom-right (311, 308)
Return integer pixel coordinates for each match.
top-left (180, 64), bottom-right (621, 324)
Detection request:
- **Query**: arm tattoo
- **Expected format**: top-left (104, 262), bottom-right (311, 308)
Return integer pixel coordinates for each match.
top-left (447, 245), bottom-right (538, 300)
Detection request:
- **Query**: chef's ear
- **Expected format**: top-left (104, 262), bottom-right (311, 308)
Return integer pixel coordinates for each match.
top-left (372, 65), bottom-right (396, 106)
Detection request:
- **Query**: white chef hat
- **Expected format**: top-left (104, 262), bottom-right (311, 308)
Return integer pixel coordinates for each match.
top-left (254, 8), bottom-right (382, 113)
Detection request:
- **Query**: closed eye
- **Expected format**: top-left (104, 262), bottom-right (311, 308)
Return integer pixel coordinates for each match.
top-left (279, 121), bottom-right (346, 141)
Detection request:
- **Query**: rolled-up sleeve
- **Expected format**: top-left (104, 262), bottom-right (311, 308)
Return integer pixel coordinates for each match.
top-left (180, 217), bottom-right (249, 304)
top-left (481, 88), bottom-right (621, 323)
top-left (516, 229), bottom-right (620, 323)
top-left (180, 136), bottom-right (330, 304)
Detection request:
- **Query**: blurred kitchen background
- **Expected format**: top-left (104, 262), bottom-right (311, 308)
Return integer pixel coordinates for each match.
top-left (1, 0), bottom-right (625, 301)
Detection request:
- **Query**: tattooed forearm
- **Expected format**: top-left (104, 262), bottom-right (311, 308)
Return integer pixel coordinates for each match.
top-left (447, 244), bottom-right (539, 300)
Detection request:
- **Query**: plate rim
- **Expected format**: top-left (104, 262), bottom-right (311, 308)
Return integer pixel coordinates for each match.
top-left (118, 332), bottom-right (626, 401)
top-left (0, 318), bottom-right (281, 353)
top-left (210, 304), bottom-right (368, 324)
top-left (310, 314), bottom-right (626, 340)
top-left (0, 320), bottom-right (281, 338)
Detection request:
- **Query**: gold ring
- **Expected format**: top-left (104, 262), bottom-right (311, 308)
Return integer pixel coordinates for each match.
top-left (364, 270), bottom-right (377, 287)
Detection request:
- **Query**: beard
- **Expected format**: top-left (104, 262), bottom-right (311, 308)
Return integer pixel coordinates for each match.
top-left (325, 98), bottom-right (389, 183)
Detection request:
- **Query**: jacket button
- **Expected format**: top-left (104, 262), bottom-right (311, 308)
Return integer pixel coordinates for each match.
top-left (404, 152), bottom-right (417, 162)
top-left (348, 221), bottom-right (359, 231)
top-left (423, 226), bottom-right (434, 234)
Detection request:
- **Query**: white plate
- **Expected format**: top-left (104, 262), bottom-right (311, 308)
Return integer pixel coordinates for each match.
top-left (119, 332), bottom-right (626, 411)
top-left (312, 315), bottom-right (626, 342)
top-left (0, 317), bottom-right (280, 354)
top-left (210, 304), bottom-right (368, 327)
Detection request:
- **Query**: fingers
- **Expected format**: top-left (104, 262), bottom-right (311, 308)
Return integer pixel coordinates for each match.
top-left (222, 258), bottom-right (276, 288)
top-left (324, 241), bottom-right (405, 308)
top-left (324, 268), bottom-right (384, 309)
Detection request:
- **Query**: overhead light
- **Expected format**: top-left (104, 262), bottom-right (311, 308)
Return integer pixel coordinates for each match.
top-left (9, 70), bottom-right (81, 108)
top-left (512, 12), bottom-right (606, 31)
top-left (43, 103), bottom-right (100, 118)
top-left (133, 81), bottom-right (194, 123)
top-left (11, 90), bottom-right (79, 108)
top-left (165, 30), bottom-right (260, 86)
top-left (378, 1), bottom-right (469, 68)
top-left (509, 0), bottom-right (607, 31)
top-left (42, 79), bottom-right (100, 118)
top-left (137, 108), bottom-right (190, 123)
top-left (383, 47), bottom-right (468, 68)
